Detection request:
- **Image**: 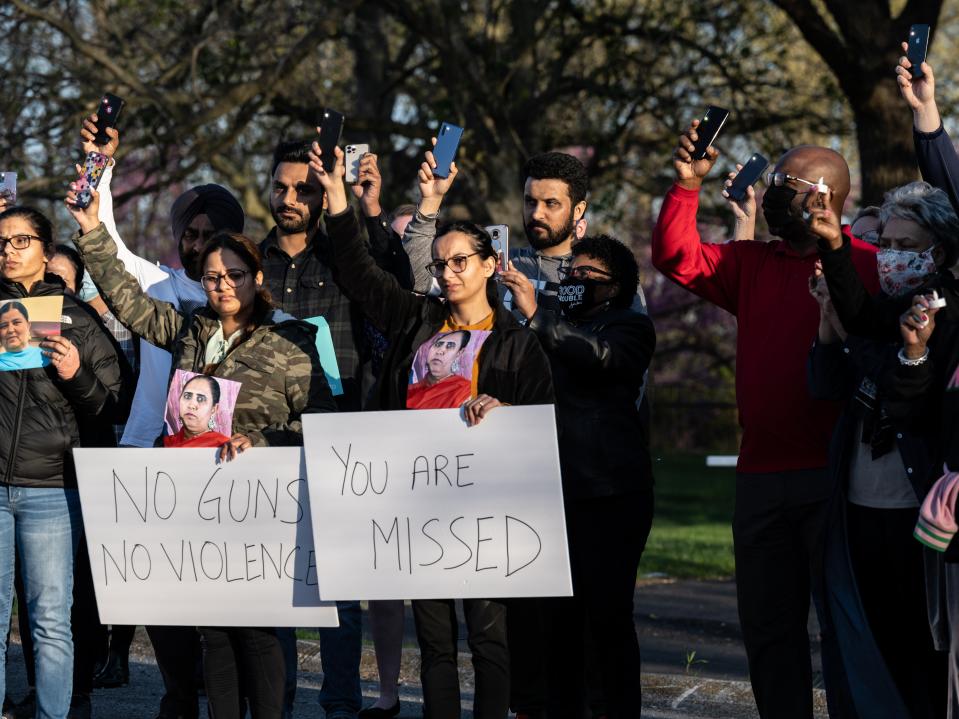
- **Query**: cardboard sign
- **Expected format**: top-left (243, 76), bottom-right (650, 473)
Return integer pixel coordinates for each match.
top-left (74, 447), bottom-right (339, 627)
top-left (303, 405), bottom-right (572, 600)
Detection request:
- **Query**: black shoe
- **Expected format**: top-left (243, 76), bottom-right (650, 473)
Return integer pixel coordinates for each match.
top-left (358, 700), bottom-right (401, 719)
top-left (68, 694), bottom-right (92, 719)
top-left (93, 650), bottom-right (129, 688)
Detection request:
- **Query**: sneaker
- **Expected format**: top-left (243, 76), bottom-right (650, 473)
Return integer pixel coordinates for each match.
top-left (68, 694), bottom-right (92, 719)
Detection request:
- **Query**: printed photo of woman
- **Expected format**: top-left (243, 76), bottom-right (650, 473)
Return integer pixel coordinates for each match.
top-left (0, 301), bottom-right (49, 370)
top-left (163, 372), bottom-right (237, 448)
top-left (406, 329), bottom-right (476, 409)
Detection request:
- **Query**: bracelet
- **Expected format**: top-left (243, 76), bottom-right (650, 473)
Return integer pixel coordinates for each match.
top-left (898, 347), bottom-right (929, 366)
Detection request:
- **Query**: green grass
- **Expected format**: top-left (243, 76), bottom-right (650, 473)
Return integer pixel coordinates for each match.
top-left (639, 453), bottom-right (736, 580)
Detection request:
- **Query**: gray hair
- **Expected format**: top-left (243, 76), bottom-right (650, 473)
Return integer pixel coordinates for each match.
top-left (881, 181), bottom-right (959, 265)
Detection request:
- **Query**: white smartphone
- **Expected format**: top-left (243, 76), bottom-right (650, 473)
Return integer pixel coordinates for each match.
top-left (344, 144), bottom-right (370, 184)
top-left (0, 172), bottom-right (16, 205)
top-left (485, 224), bottom-right (509, 271)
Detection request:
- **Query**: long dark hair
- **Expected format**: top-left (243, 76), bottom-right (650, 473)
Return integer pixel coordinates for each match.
top-left (198, 232), bottom-right (274, 372)
top-left (0, 301), bottom-right (29, 322)
top-left (433, 221), bottom-right (499, 307)
top-left (183, 374), bottom-right (221, 406)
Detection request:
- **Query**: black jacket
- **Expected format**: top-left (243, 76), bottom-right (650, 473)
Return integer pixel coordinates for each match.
top-left (324, 207), bottom-right (554, 411)
top-left (528, 306), bottom-right (655, 498)
top-left (0, 275), bottom-right (127, 487)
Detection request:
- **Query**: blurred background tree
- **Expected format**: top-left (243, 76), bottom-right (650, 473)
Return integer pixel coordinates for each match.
top-left (3, 0), bottom-right (956, 452)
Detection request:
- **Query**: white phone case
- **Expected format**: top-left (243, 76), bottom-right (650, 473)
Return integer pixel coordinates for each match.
top-left (0, 172), bottom-right (16, 204)
top-left (344, 144), bottom-right (370, 184)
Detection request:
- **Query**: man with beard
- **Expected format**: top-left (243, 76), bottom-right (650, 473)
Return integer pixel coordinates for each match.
top-left (260, 140), bottom-right (402, 719)
top-left (651, 119), bottom-right (878, 717)
top-left (78, 116), bottom-right (243, 719)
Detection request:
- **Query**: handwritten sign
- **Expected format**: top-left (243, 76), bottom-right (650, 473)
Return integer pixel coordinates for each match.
top-left (73, 448), bottom-right (339, 627)
top-left (302, 405), bottom-right (572, 600)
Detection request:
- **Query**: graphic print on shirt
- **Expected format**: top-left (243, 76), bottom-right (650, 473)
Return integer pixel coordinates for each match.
top-left (163, 370), bottom-right (242, 448)
top-left (0, 296), bottom-right (63, 371)
top-left (406, 328), bottom-right (493, 410)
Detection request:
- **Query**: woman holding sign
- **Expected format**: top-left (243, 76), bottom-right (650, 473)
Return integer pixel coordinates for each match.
top-left (310, 134), bottom-right (553, 719)
top-left (0, 206), bottom-right (128, 719)
top-left (66, 187), bottom-right (336, 719)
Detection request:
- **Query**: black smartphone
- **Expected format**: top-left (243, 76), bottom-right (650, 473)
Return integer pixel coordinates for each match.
top-left (907, 24), bottom-right (930, 78)
top-left (318, 108), bottom-right (345, 172)
top-left (726, 153), bottom-right (769, 202)
top-left (93, 93), bottom-right (125, 146)
top-left (691, 106), bottom-right (730, 160)
top-left (431, 122), bottom-right (464, 178)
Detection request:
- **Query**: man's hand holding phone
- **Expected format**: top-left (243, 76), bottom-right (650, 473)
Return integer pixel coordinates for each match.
top-left (418, 137), bottom-right (459, 215)
top-left (722, 163), bottom-right (757, 241)
top-left (674, 119), bottom-right (719, 190)
top-left (350, 152), bottom-right (382, 218)
top-left (897, 39), bottom-right (940, 132)
top-left (309, 128), bottom-right (348, 215)
top-left (80, 114), bottom-right (120, 158)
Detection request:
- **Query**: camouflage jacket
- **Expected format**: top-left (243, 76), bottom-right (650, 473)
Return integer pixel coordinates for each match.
top-left (75, 223), bottom-right (336, 446)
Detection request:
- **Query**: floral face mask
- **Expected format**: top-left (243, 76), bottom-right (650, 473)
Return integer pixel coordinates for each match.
top-left (876, 246), bottom-right (937, 297)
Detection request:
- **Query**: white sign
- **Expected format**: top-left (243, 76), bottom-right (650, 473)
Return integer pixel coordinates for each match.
top-left (302, 405), bottom-right (572, 600)
top-left (74, 447), bottom-right (339, 627)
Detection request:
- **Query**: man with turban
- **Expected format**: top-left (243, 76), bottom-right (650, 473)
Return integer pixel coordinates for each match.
top-left (77, 116), bottom-right (244, 719)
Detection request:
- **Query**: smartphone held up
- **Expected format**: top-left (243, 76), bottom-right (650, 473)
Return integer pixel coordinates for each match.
top-left (725, 153), bottom-right (768, 202)
top-left (344, 144), bottom-right (370, 184)
top-left (431, 122), bottom-right (464, 179)
top-left (485, 224), bottom-right (509, 272)
top-left (692, 106), bottom-right (730, 160)
top-left (908, 24), bottom-right (930, 78)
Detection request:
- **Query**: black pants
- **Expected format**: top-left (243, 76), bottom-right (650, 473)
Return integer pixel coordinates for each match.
top-left (733, 470), bottom-right (840, 719)
top-left (847, 503), bottom-right (947, 718)
top-left (412, 598), bottom-right (509, 719)
top-left (548, 490), bottom-right (653, 719)
top-left (199, 627), bottom-right (284, 719)
top-left (146, 625), bottom-right (201, 719)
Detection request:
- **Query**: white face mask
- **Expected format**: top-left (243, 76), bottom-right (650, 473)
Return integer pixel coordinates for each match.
top-left (876, 246), bottom-right (937, 297)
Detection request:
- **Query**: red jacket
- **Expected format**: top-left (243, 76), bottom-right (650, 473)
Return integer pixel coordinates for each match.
top-left (652, 184), bottom-right (879, 473)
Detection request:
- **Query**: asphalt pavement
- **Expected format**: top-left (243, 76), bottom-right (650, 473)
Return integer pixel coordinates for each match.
top-left (3, 579), bottom-right (828, 718)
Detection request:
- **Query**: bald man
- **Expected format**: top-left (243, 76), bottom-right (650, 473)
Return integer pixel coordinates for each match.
top-left (652, 120), bottom-right (878, 718)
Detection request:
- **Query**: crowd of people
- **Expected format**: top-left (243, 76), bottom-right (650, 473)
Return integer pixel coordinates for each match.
top-left (0, 33), bottom-right (958, 719)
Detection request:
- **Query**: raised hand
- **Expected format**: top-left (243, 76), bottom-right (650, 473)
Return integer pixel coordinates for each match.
top-left (673, 119), bottom-right (719, 190)
top-left (80, 114), bottom-right (120, 158)
top-left (351, 152), bottom-right (382, 217)
top-left (722, 164), bottom-right (757, 241)
top-left (64, 179), bottom-right (101, 234)
top-left (900, 292), bottom-right (941, 357)
top-left (896, 40), bottom-right (940, 132)
top-left (41, 335), bottom-right (80, 380)
top-left (308, 129), bottom-right (348, 215)
top-left (418, 137), bottom-right (458, 215)
top-left (805, 189), bottom-right (843, 250)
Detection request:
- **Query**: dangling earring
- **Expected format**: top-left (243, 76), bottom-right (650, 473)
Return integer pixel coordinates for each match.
top-left (208, 416), bottom-right (217, 431)
top-left (451, 358), bottom-right (461, 374)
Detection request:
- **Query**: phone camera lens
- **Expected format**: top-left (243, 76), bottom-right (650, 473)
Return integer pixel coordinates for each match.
top-left (492, 230), bottom-right (499, 238)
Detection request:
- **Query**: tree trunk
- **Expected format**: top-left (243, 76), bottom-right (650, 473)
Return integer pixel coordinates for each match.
top-left (851, 72), bottom-right (919, 206)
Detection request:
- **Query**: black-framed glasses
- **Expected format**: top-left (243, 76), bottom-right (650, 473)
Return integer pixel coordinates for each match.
top-left (200, 269), bottom-right (250, 292)
top-left (425, 252), bottom-right (481, 278)
top-left (0, 234), bottom-right (42, 251)
top-left (560, 265), bottom-right (613, 281)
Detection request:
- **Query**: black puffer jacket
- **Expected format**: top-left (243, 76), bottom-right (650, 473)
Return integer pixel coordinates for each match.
top-left (324, 208), bottom-right (554, 411)
top-left (0, 275), bottom-right (127, 487)
top-left (528, 306), bottom-right (656, 498)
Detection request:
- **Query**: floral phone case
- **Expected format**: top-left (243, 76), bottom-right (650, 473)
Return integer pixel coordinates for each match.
top-left (75, 152), bottom-right (109, 209)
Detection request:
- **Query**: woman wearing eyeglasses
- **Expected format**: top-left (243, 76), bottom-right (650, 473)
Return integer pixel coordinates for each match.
top-left (310, 134), bottom-right (553, 719)
top-left (66, 187), bottom-right (335, 719)
top-left (0, 207), bottom-right (127, 719)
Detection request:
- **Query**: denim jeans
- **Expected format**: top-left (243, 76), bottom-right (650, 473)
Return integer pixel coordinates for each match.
top-left (318, 600), bottom-right (362, 717)
top-left (0, 486), bottom-right (81, 719)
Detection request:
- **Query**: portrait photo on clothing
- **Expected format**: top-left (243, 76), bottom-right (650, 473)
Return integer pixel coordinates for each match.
top-left (163, 370), bottom-right (241, 448)
top-left (0, 296), bottom-right (63, 371)
top-left (406, 328), bottom-right (492, 410)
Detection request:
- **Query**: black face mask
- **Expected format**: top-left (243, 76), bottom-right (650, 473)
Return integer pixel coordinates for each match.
top-left (558, 277), bottom-right (611, 318)
top-left (761, 184), bottom-right (802, 237)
